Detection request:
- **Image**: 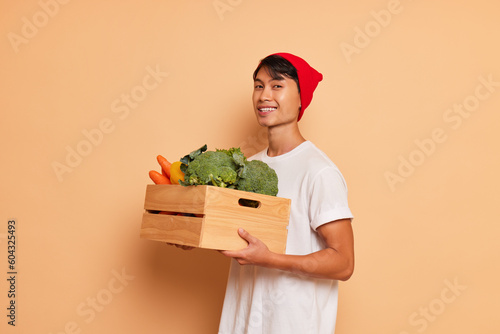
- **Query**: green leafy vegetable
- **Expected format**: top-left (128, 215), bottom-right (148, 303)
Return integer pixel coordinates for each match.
top-left (178, 144), bottom-right (278, 196)
top-left (237, 160), bottom-right (278, 196)
top-left (180, 144), bottom-right (207, 173)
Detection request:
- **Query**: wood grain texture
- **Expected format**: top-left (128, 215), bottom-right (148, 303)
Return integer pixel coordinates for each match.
top-left (144, 184), bottom-right (207, 214)
top-left (141, 213), bottom-right (203, 247)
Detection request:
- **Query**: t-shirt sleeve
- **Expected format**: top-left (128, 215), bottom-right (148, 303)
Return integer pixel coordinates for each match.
top-left (309, 166), bottom-right (353, 231)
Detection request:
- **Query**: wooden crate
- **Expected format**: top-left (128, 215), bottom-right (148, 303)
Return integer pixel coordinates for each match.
top-left (140, 184), bottom-right (291, 253)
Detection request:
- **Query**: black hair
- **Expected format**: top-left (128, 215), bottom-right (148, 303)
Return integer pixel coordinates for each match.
top-left (253, 55), bottom-right (300, 92)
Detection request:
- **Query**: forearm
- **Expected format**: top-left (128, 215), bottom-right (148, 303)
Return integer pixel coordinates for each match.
top-left (221, 221), bottom-right (355, 280)
top-left (265, 247), bottom-right (354, 281)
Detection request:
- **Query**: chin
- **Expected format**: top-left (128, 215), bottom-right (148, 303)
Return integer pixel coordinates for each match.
top-left (256, 117), bottom-right (273, 128)
top-left (254, 114), bottom-right (268, 125)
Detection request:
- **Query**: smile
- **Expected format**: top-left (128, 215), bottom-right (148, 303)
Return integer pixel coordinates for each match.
top-left (257, 106), bottom-right (277, 116)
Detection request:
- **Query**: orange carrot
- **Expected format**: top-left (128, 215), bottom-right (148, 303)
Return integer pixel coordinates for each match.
top-left (149, 170), bottom-right (171, 184)
top-left (157, 155), bottom-right (172, 178)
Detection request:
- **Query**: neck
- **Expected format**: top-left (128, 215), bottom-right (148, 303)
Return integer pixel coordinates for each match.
top-left (266, 122), bottom-right (306, 157)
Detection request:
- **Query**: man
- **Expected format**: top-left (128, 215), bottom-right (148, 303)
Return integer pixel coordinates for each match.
top-left (149, 53), bottom-right (354, 333)
top-left (217, 53), bottom-right (354, 334)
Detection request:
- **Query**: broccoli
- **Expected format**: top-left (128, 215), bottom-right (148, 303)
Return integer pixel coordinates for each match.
top-left (216, 147), bottom-right (247, 178)
top-left (179, 144), bottom-right (279, 196)
top-left (181, 151), bottom-right (239, 188)
top-left (237, 160), bottom-right (278, 196)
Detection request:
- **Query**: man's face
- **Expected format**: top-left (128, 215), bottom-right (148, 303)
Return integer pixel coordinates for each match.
top-left (252, 67), bottom-right (301, 128)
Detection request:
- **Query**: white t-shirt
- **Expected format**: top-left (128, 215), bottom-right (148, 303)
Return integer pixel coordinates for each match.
top-left (218, 141), bottom-right (353, 334)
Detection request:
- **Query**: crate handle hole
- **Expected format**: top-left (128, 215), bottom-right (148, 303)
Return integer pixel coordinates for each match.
top-left (238, 198), bottom-right (261, 208)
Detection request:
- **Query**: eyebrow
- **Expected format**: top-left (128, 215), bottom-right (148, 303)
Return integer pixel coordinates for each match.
top-left (254, 76), bottom-right (286, 83)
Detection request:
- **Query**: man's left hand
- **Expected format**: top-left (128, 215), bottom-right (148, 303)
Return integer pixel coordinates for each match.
top-left (220, 228), bottom-right (272, 266)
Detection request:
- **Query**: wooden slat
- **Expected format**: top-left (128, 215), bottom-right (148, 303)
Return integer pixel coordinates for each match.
top-left (144, 184), bottom-right (206, 214)
top-left (140, 213), bottom-right (203, 247)
top-left (201, 215), bottom-right (288, 253)
top-left (204, 186), bottom-right (291, 227)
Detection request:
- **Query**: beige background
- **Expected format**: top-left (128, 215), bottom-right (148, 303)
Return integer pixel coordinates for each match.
top-left (1, 0), bottom-right (499, 333)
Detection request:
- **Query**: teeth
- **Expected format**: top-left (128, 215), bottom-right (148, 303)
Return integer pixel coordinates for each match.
top-left (260, 108), bottom-right (276, 112)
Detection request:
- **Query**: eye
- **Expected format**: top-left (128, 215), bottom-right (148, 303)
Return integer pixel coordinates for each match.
top-left (273, 84), bottom-right (283, 89)
top-left (254, 84), bottom-right (263, 89)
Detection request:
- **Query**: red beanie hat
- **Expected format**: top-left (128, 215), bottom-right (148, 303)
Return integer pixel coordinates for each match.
top-left (271, 52), bottom-right (323, 121)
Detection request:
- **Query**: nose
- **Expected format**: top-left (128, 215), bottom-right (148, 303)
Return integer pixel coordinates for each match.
top-left (258, 86), bottom-right (272, 102)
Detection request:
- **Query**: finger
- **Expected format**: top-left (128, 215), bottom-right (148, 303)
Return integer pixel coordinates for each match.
top-left (149, 170), bottom-right (171, 184)
top-left (220, 249), bottom-right (242, 258)
top-left (165, 242), bottom-right (194, 251)
top-left (157, 155), bottom-right (172, 178)
top-left (220, 250), bottom-right (234, 257)
top-left (177, 245), bottom-right (195, 250)
top-left (238, 228), bottom-right (257, 244)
